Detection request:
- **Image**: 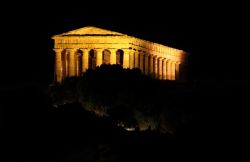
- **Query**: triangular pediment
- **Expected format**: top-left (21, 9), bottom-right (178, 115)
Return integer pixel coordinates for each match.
top-left (54, 26), bottom-right (125, 37)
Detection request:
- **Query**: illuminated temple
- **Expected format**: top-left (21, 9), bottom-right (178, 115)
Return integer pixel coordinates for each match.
top-left (52, 26), bottom-right (187, 82)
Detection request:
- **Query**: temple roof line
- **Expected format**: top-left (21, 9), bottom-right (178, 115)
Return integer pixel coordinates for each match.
top-left (52, 26), bottom-right (185, 54)
top-left (61, 34), bottom-right (123, 36)
top-left (53, 26), bottom-right (125, 37)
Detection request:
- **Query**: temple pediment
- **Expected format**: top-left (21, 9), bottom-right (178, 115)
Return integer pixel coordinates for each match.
top-left (54, 26), bottom-right (125, 37)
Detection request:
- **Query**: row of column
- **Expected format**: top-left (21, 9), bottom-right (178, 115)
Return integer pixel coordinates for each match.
top-left (130, 51), bottom-right (181, 80)
top-left (54, 48), bottom-right (181, 82)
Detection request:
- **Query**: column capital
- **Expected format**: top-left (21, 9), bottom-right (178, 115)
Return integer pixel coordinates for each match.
top-left (53, 48), bottom-right (63, 52)
top-left (95, 48), bottom-right (103, 52)
top-left (166, 59), bottom-right (171, 62)
top-left (79, 48), bottom-right (89, 52)
top-left (162, 58), bottom-right (167, 61)
top-left (122, 48), bottom-right (131, 53)
top-left (175, 61), bottom-right (181, 65)
top-left (148, 54), bottom-right (153, 58)
top-left (65, 48), bottom-right (76, 53)
top-left (129, 50), bottom-right (135, 54)
top-left (108, 48), bottom-right (117, 52)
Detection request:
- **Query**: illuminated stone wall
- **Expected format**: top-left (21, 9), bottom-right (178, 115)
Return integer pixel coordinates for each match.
top-left (52, 26), bottom-right (187, 82)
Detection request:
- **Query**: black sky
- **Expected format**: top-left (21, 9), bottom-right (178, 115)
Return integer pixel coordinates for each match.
top-left (1, 1), bottom-right (249, 85)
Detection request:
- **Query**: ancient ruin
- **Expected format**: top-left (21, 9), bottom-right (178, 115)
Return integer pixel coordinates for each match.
top-left (52, 26), bottom-right (187, 82)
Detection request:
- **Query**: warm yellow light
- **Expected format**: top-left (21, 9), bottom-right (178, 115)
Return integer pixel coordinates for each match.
top-left (53, 26), bottom-right (187, 82)
top-left (124, 127), bottom-right (135, 131)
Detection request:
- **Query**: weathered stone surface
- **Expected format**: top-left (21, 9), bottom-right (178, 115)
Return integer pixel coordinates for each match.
top-left (52, 26), bottom-right (187, 82)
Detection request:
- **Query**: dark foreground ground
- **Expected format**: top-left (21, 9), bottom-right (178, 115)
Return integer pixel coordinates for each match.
top-left (1, 80), bottom-right (249, 161)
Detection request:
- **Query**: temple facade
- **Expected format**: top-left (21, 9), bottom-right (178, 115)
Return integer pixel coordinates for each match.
top-left (52, 26), bottom-right (187, 82)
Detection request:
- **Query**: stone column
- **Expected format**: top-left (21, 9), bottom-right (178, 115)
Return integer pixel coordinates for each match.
top-left (75, 51), bottom-right (79, 76)
top-left (82, 49), bottom-right (89, 72)
top-left (134, 51), bottom-right (139, 68)
top-left (144, 54), bottom-right (149, 75)
top-left (110, 49), bottom-right (116, 65)
top-left (158, 58), bottom-right (163, 80)
top-left (123, 49), bottom-right (130, 68)
top-left (96, 49), bottom-right (103, 67)
top-left (171, 61), bottom-right (176, 80)
top-left (175, 62), bottom-right (180, 80)
top-left (129, 50), bottom-right (134, 69)
top-left (162, 59), bottom-right (167, 80)
top-left (54, 49), bottom-right (62, 82)
top-left (68, 49), bottom-right (76, 77)
top-left (166, 60), bottom-right (171, 80)
top-left (139, 52), bottom-right (144, 73)
top-left (149, 55), bottom-right (154, 76)
top-left (154, 56), bottom-right (158, 78)
top-left (65, 52), bottom-right (69, 77)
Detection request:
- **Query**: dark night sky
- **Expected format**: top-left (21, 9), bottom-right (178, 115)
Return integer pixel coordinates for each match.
top-left (1, 3), bottom-right (249, 161)
top-left (1, 1), bottom-right (249, 85)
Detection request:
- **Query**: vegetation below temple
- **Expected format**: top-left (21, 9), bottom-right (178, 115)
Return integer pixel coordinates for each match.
top-left (2, 64), bottom-right (249, 161)
top-left (49, 65), bottom-right (197, 134)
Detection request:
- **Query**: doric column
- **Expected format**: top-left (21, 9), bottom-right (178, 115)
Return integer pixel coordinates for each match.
top-left (149, 55), bottom-right (154, 76)
top-left (154, 56), bottom-right (158, 78)
top-left (109, 49), bottom-right (116, 65)
top-left (96, 49), bottom-right (103, 67)
top-left (81, 49), bottom-right (89, 72)
top-left (75, 51), bottom-right (80, 76)
top-left (129, 50), bottom-right (134, 69)
top-left (54, 49), bottom-right (62, 82)
top-left (134, 51), bottom-right (139, 68)
top-left (166, 60), bottom-right (171, 80)
top-left (139, 52), bottom-right (144, 73)
top-left (144, 54), bottom-right (149, 75)
top-left (68, 49), bottom-right (76, 77)
top-left (162, 59), bottom-right (167, 80)
top-left (171, 61), bottom-right (176, 80)
top-left (123, 49), bottom-right (130, 68)
top-left (175, 62), bottom-right (180, 80)
top-left (65, 52), bottom-right (69, 78)
top-left (158, 58), bottom-right (163, 80)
